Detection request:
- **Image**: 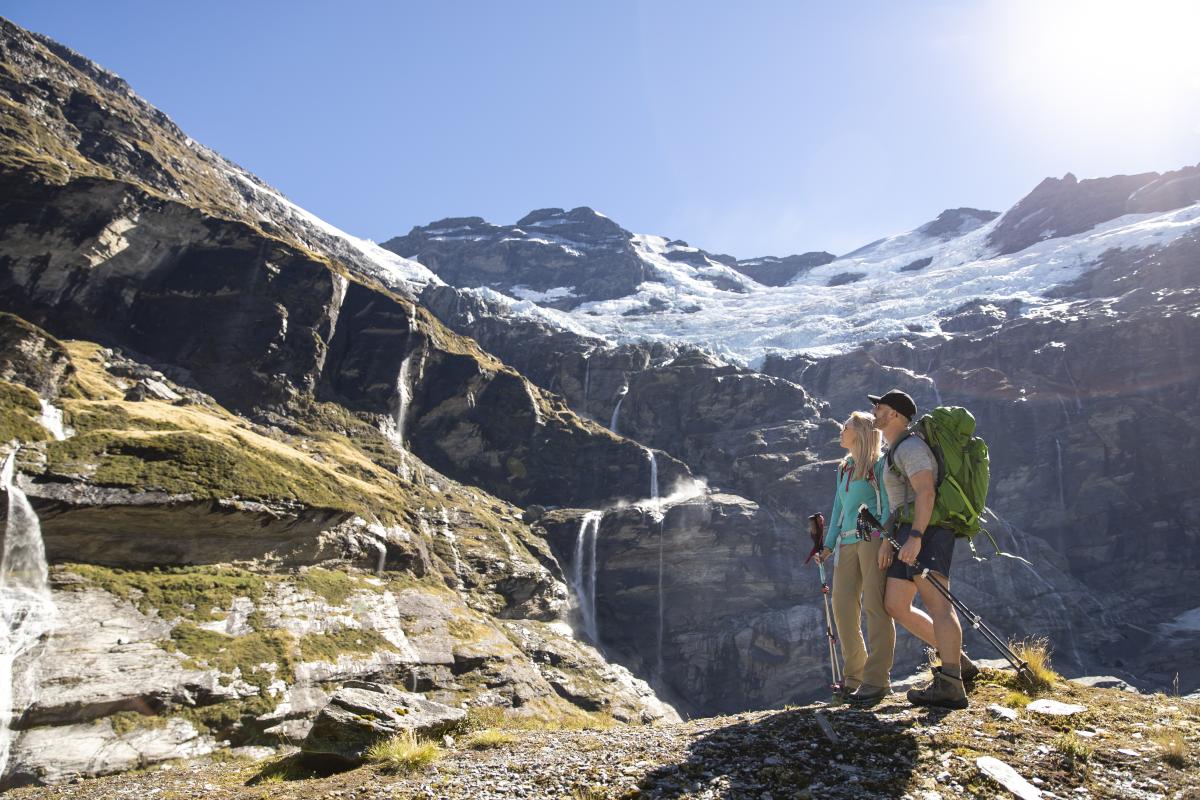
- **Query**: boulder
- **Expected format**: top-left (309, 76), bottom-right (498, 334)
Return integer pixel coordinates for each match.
top-left (300, 682), bottom-right (466, 765)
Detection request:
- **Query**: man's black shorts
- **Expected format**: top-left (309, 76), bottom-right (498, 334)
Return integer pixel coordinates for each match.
top-left (885, 523), bottom-right (956, 581)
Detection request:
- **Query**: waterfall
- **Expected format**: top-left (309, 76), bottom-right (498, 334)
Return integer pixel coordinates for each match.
top-left (36, 401), bottom-right (68, 442)
top-left (610, 392), bottom-right (626, 435)
top-left (393, 353), bottom-right (414, 447)
top-left (570, 511), bottom-right (603, 644)
top-left (0, 451), bottom-right (58, 779)
top-left (392, 343), bottom-right (427, 449)
top-left (929, 376), bottom-right (943, 407)
top-left (648, 449), bottom-right (659, 503)
top-left (1054, 437), bottom-right (1066, 508)
top-left (1062, 359), bottom-right (1084, 413)
top-left (655, 513), bottom-right (665, 678)
top-left (372, 540), bottom-right (387, 578)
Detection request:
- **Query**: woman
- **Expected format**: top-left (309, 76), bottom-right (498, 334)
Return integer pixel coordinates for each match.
top-left (816, 410), bottom-right (896, 704)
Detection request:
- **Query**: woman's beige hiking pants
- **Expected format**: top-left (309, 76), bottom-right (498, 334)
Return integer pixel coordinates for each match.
top-left (832, 536), bottom-right (896, 689)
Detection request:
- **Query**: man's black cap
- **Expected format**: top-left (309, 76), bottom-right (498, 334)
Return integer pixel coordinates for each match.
top-left (868, 389), bottom-right (917, 420)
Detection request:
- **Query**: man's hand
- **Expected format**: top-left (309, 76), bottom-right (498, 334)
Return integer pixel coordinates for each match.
top-left (898, 536), bottom-right (922, 566)
top-left (815, 547), bottom-right (833, 564)
top-left (877, 543), bottom-right (894, 570)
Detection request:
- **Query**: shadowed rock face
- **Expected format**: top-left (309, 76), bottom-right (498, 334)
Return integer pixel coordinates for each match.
top-left (761, 235), bottom-right (1200, 691)
top-left (383, 208), bottom-right (649, 308)
top-left (986, 166), bottom-right (1200, 255)
top-left (732, 252), bottom-right (836, 286)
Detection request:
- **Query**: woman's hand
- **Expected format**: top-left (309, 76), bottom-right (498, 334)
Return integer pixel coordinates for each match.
top-left (815, 547), bottom-right (833, 564)
top-left (877, 543), bottom-right (894, 570)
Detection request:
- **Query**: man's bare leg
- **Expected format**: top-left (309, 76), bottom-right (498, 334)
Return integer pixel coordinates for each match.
top-left (884, 576), bottom-right (936, 647)
top-left (913, 572), bottom-right (962, 674)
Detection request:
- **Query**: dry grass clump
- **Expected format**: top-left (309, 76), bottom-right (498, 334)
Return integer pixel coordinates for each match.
top-left (365, 730), bottom-right (441, 774)
top-left (1003, 690), bottom-right (1032, 709)
top-left (1052, 731), bottom-right (1093, 762)
top-left (1152, 729), bottom-right (1188, 768)
top-left (464, 728), bottom-right (518, 750)
top-left (461, 705), bottom-right (617, 733)
top-left (1011, 637), bottom-right (1059, 693)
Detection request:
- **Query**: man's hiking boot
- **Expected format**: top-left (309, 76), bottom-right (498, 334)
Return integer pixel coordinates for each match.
top-left (960, 653), bottom-right (980, 684)
top-left (907, 667), bottom-right (968, 710)
top-left (846, 684), bottom-right (890, 706)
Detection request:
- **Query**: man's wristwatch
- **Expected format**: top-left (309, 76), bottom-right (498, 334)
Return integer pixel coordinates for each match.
top-left (909, 529), bottom-right (924, 539)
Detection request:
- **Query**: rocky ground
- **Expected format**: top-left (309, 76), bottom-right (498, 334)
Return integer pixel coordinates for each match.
top-left (9, 664), bottom-right (1197, 800)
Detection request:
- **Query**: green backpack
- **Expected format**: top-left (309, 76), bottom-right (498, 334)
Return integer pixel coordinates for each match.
top-left (888, 406), bottom-right (990, 538)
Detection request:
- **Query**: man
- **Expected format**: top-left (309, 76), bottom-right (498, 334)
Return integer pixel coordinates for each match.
top-left (870, 389), bottom-right (977, 709)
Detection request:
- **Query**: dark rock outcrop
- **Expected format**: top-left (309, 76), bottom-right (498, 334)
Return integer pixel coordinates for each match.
top-left (301, 682), bottom-right (466, 765)
top-left (382, 208), bottom-right (647, 308)
top-left (987, 166), bottom-right (1200, 255)
top-left (732, 252), bottom-right (837, 286)
top-left (916, 207), bottom-right (1000, 240)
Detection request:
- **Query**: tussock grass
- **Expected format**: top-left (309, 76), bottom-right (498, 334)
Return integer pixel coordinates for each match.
top-left (1153, 729), bottom-right (1188, 768)
top-left (246, 754), bottom-right (315, 785)
top-left (1011, 637), bottom-right (1059, 693)
top-left (464, 728), bottom-right (517, 750)
top-left (366, 730), bottom-right (441, 774)
top-left (1052, 731), bottom-right (1093, 762)
top-left (459, 705), bottom-right (617, 733)
top-left (1003, 690), bottom-right (1032, 709)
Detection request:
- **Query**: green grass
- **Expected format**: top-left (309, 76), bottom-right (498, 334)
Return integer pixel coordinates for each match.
top-left (297, 627), bottom-right (399, 663)
top-left (1052, 731), bottom-right (1093, 762)
top-left (464, 729), bottom-right (518, 750)
top-left (108, 710), bottom-right (168, 736)
top-left (365, 730), bottom-right (441, 774)
top-left (0, 379), bottom-right (50, 442)
top-left (293, 567), bottom-right (373, 606)
top-left (45, 429), bottom-right (373, 512)
top-left (175, 693), bottom-right (281, 741)
top-left (167, 622), bottom-right (294, 694)
top-left (62, 563), bottom-right (269, 623)
top-left (1003, 690), bottom-right (1032, 709)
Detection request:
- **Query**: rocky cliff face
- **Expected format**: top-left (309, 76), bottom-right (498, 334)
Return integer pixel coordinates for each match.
top-left (986, 165), bottom-right (1200, 255)
top-left (0, 19), bottom-right (686, 786)
top-left (3, 13), bottom-right (1199, 788)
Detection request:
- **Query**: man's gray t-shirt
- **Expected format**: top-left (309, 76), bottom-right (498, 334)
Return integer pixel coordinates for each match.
top-left (883, 435), bottom-right (938, 515)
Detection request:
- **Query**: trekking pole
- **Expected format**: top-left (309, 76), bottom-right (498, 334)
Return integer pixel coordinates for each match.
top-left (857, 506), bottom-right (1036, 686)
top-left (805, 514), bottom-right (844, 697)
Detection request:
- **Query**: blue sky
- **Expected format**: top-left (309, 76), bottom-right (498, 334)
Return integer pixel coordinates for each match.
top-left (5, 1), bottom-right (1199, 257)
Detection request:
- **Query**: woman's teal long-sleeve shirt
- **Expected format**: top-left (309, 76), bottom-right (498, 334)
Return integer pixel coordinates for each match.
top-left (824, 456), bottom-right (890, 552)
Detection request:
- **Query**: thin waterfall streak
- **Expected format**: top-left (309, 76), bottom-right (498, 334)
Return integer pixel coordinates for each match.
top-left (587, 513), bottom-right (600, 645)
top-left (610, 395), bottom-right (625, 435)
top-left (571, 512), bottom-right (603, 644)
top-left (656, 516), bottom-right (665, 678)
top-left (648, 449), bottom-right (659, 503)
top-left (1054, 437), bottom-right (1066, 508)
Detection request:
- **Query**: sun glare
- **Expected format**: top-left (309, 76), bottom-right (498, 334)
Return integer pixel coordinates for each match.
top-left (996, 0), bottom-right (1200, 146)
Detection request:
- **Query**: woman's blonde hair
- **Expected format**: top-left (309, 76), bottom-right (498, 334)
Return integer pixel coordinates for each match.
top-left (841, 411), bottom-right (882, 482)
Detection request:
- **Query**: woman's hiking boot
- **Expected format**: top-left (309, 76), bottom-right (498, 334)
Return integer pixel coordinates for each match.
top-left (907, 667), bottom-right (968, 710)
top-left (846, 684), bottom-right (890, 706)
